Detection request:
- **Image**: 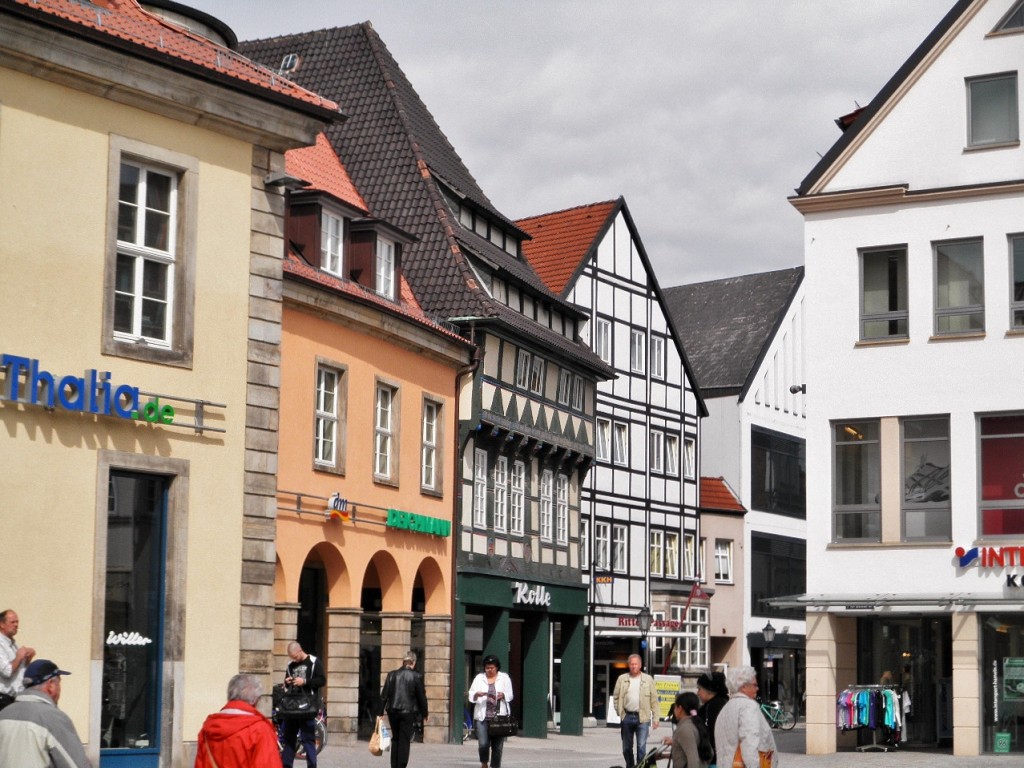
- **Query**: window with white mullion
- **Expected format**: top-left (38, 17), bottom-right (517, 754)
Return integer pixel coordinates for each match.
top-left (665, 435), bottom-right (679, 476)
top-left (650, 335), bottom-right (665, 380)
top-left (555, 474), bottom-right (569, 544)
top-left (374, 385), bottom-right (395, 478)
top-left (649, 529), bottom-right (664, 576)
top-left (664, 532), bottom-right (679, 578)
top-left (314, 366), bottom-right (338, 466)
top-left (571, 375), bottom-right (584, 411)
top-left (376, 236), bottom-right (396, 299)
top-left (114, 161), bottom-right (176, 345)
top-left (321, 210), bottom-right (344, 276)
top-left (540, 470), bottom-right (553, 541)
top-left (580, 518), bottom-right (590, 572)
top-left (510, 460), bottom-right (526, 535)
top-left (594, 317), bottom-right (612, 363)
top-left (529, 355), bottom-right (545, 395)
top-left (714, 539), bottom-right (733, 582)
top-left (683, 533), bottom-right (696, 578)
top-left (596, 418), bottom-right (611, 462)
top-left (630, 329), bottom-right (646, 373)
top-left (493, 456), bottom-right (508, 532)
top-left (557, 369), bottom-right (572, 405)
top-left (613, 422), bottom-right (629, 465)
top-left (594, 521), bottom-right (611, 570)
top-left (612, 524), bottom-right (627, 572)
top-left (650, 430), bottom-right (665, 473)
top-left (473, 449), bottom-right (488, 528)
top-left (421, 401), bottom-right (439, 490)
top-left (515, 349), bottom-right (531, 389)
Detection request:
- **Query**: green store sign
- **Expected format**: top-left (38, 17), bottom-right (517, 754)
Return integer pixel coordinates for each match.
top-left (386, 508), bottom-right (450, 537)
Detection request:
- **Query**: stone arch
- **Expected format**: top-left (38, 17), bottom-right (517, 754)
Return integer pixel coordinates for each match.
top-left (367, 550), bottom-right (403, 612)
top-left (308, 541), bottom-right (350, 607)
top-left (413, 556), bottom-right (447, 613)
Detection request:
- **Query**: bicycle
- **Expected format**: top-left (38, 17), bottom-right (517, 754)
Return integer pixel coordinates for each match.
top-left (274, 705), bottom-right (328, 760)
top-left (759, 699), bottom-right (797, 730)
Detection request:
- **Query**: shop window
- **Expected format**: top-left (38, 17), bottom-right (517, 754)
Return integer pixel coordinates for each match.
top-left (982, 613), bottom-right (1024, 754)
top-left (833, 420), bottom-right (881, 542)
top-left (980, 414), bottom-right (1024, 536)
top-left (901, 417), bottom-right (951, 541)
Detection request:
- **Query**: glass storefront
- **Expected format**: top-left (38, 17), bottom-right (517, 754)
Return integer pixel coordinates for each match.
top-left (981, 613), bottom-right (1024, 754)
top-left (101, 471), bottom-right (168, 767)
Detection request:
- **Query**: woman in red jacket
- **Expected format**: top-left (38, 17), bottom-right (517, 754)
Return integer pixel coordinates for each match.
top-left (195, 674), bottom-right (281, 768)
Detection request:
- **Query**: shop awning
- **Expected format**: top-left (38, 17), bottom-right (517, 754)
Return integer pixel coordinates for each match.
top-left (765, 593), bottom-right (1024, 611)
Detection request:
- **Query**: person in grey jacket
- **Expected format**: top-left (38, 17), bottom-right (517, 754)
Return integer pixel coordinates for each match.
top-left (0, 659), bottom-right (91, 768)
top-left (714, 666), bottom-right (777, 768)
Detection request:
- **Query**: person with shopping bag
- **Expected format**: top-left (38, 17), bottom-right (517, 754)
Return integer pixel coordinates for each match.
top-left (468, 654), bottom-right (514, 768)
top-left (380, 650), bottom-right (428, 768)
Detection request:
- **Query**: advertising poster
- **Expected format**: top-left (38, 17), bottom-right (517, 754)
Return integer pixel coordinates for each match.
top-left (655, 675), bottom-right (682, 720)
top-left (1004, 657), bottom-right (1024, 701)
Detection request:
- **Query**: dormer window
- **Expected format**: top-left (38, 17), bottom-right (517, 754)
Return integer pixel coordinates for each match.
top-left (996, 0), bottom-right (1024, 32)
top-left (376, 236), bottom-right (396, 299)
top-left (321, 210), bottom-right (345, 276)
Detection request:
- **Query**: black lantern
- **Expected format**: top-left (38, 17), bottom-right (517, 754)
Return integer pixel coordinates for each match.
top-left (762, 621), bottom-right (776, 700)
top-left (637, 605), bottom-right (653, 670)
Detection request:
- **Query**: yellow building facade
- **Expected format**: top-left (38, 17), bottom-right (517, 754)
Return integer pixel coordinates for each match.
top-left (0, 2), bottom-right (337, 766)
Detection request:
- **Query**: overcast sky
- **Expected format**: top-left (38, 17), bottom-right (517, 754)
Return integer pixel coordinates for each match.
top-left (186, 0), bottom-right (953, 286)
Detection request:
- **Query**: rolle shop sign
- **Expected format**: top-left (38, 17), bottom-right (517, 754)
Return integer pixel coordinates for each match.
top-left (511, 581), bottom-right (552, 608)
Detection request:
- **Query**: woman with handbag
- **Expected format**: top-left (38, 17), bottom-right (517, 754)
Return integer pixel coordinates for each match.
top-left (467, 654), bottom-right (514, 768)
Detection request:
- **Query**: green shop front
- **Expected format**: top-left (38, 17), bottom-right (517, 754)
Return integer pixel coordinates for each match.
top-left (452, 571), bottom-right (587, 741)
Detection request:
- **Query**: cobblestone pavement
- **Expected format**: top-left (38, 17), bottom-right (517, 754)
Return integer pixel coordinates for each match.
top-left (306, 724), bottom-right (1021, 768)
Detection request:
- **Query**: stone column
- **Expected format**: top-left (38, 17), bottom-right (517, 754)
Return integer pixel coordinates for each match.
top-left (952, 612), bottom-right (980, 757)
top-left (379, 612), bottom-right (413, 688)
top-left (805, 612), bottom-right (856, 754)
top-left (423, 614), bottom-right (452, 743)
top-left (326, 607), bottom-right (362, 744)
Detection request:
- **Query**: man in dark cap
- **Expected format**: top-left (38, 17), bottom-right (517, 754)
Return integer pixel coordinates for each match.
top-left (696, 671), bottom-right (729, 767)
top-left (0, 659), bottom-right (90, 767)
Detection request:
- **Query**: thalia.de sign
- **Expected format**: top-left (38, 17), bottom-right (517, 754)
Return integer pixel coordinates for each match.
top-left (1, 353), bottom-right (174, 424)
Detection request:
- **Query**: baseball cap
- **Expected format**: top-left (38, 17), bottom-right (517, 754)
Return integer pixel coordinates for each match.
top-left (23, 659), bottom-right (71, 687)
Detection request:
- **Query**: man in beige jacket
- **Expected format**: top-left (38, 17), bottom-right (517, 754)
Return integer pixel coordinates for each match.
top-left (612, 654), bottom-right (659, 768)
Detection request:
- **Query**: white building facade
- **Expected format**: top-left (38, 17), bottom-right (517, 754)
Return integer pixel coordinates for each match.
top-left (789, 0), bottom-right (1024, 756)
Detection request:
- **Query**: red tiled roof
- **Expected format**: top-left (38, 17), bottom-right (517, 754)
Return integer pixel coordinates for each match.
top-left (700, 477), bottom-right (746, 513)
top-left (283, 252), bottom-right (471, 347)
top-left (517, 200), bottom-right (618, 296)
top-left (4, 0), bottom-right (339, 117)
top-left (286, 133), bottom-right (368, 212)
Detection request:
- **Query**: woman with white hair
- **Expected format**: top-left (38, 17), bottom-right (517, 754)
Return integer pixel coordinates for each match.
top-left (713, 666), bottom-right (777, 768)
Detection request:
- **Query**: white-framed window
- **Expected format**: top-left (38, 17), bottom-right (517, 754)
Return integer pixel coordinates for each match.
top-left (683, 437), bottom-right (696, 479)
top-left (612, 524), bottom-right (627, 572)
top-left (571, 375), bottom-right (584, 411)
top-left (510, 460), bottom-right (526, 535)
top-left (630, 329), bottom-right (646, 373)
top-left (580, 518), bottom-right (590, 571)
top-left (1011, 235), bottom-right (1024, 329)
top-left (714, 539), bottom-right (733, 583)
top-left (473, 448), bottom-right (488, 528)
top-left (596, 418), bottom-right (611, 462)
top-left (699, 538), bottom-right (707, 582)
top-left (557, 369), bottom-right (572, 405)
top-left (540, 470), bottom-right (553, 542)
top-left (515, 349), bottom-right (531, 389)
top-left (649, 529), bottom-right (664, 576)
top-left (421, 399), bottom-right (441, 491)
top-left (670, 605), bottom-right (709, 670)
top-left (613, 422), bottom-right (629, 466)
top-left (594, 521), bottom-right (611, 570)
top-left (321, 209), bottom-right (344, 276)
top-left (493, 456), bottom-right (508, 532)
top-left (529, 355), bottom-right (545, 395)
top-left (374, 384), bottom-right (399, 482)
top-left (967, 72), bottom-right (1019, 147)
top-left (650, 335), bottom-right (665, 380)
top-left (376, 236), bottom-right (396, 299)
top-left (595, 317), bottom-right (612, 364)
top-left (665, 435), bottom-right (679, 476)
top-left (315, 366), bottom-right (339, 467)
top-left (556, 474), bottom-right (569, 544)
top-left (650, 430), bottom-right (665, 473)
top-left (114, 161), bottom-right (177, 347)
top-left (665, 532), bottom-right (679, 578)
top-left (683, 533), bottom-right (697, 579)
top-left (861, 246), bottom-right (908, 340)
top-left (935, 238), bottom-right (984, 334)
top-left (105, 140), bottom-right (196, 366)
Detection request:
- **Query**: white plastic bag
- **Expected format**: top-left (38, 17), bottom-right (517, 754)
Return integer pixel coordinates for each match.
top-left (379, 715), bottom-right (392, 751)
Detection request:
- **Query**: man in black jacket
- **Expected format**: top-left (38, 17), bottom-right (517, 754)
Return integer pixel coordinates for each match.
top-left (380, 650), bottom-right (428, 768)
top-left (282, 641), bottom-right (325, 768)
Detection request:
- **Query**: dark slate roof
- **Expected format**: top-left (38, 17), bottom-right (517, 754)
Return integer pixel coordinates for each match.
top-left (239, 23), bottom-right (608, 374)
top-left (663, 267), bottom-right (803, 399)
top-left (793, 0), bottom-right (972, 197)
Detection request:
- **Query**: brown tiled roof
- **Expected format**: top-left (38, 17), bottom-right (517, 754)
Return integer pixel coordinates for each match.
top-left (2, 0), bottom-right (339, 118)
top-left (517, 200), bottom-right (618, 296)
top-left (240, 24), bottom-right (611, 376)
top-left (700, 477), bottom-right (745, 514)
top-left (286, 133), bottom-right (368, 213)
top-left (283, 252), bottom-right (471, 348)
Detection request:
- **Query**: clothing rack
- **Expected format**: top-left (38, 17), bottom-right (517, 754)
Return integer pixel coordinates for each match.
top-left (836, 684), bottom-right (903, 753)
